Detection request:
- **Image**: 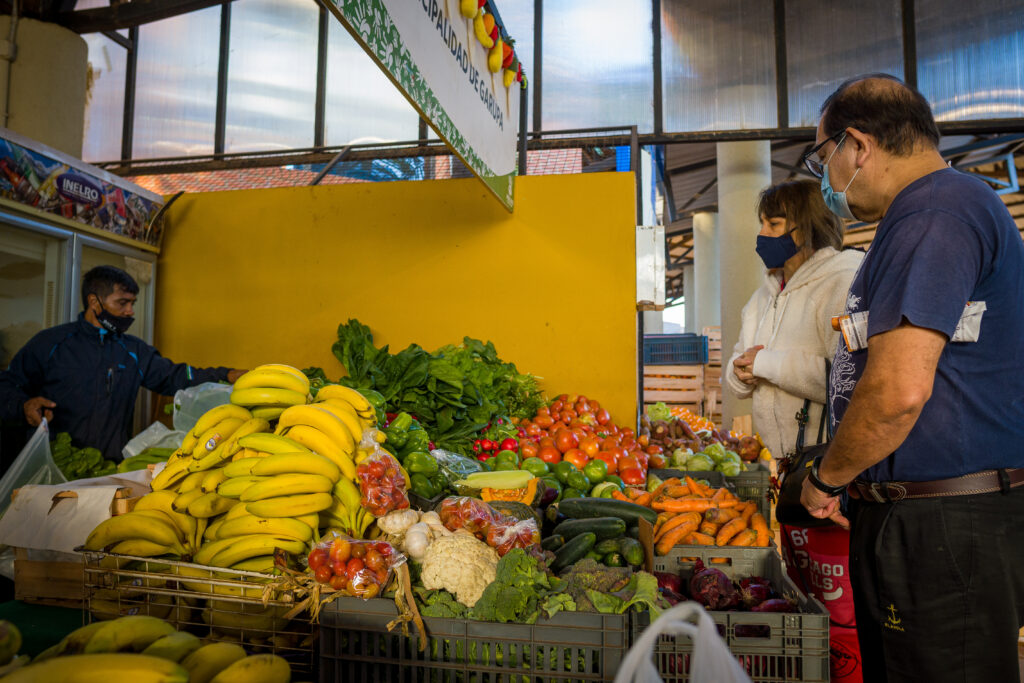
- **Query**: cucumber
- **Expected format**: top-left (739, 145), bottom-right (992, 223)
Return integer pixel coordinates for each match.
top-left (593, 538), bottom-right (622, 555)
top-left (541, 535), bottom-right (565, 552)
top-left (626, 525), bottom-right (640, 539)
top-left (557, 498), bottom-right (658, 527)
top-left (618, 537), bottom-right (645, 567)
top-left (603, 551), bottom-right (626, 567)
top-left (551, 532), bottom-right (596, 573)
top-left (552, 517), bottom-right (626, 542)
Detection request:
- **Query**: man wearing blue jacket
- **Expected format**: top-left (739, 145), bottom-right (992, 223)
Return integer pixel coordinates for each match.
top-left (0, 265), bottom-right (244, 462)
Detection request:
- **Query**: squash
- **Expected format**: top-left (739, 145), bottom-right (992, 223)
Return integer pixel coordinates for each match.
top-left (480, 477), bottom-right (544, 506)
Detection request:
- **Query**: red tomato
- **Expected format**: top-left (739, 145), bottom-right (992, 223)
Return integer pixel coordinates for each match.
top-left (308, 548), bottom-right (328, 571)
top-left (330, 539), bottom-right (351, 565)
top-left (314, 565), bottom-right (333, 584)
top-left (601, 436), bottom-right (620, 451)
top-left (619, 466), bottom-right (645, 486)
top-left (364, 548), bottom-right (384, 572)
top-left (329, 574), bottom-right (347, 591)
top-left (534, 414), bottom-right (554, 429)
top-left (368, 461), bottom-right (385, 479)
top-left (500, 438), bottom-right (518, 452)
top-left (554, 429), bottom-right (578, 453)
top-left (346, 557), bottom-right (366, 580)
top-left (520, 441), bottom-right (539, 459)
top-left (618, 456), bottom-right (640, 472)
top-left (375, 542), bottom-right (393, 556)
top-left (648, 453), bottom-right (667, 469)
top-left (595, 451), bottom-right (618, 475)
top-left (563, 449), bottom-right (589, 471)
top-left (538, 446), bottom-right (561, 464)
top-left (526, 422), bottom-right (543, 436)
top-left (595, 408), bottom-right (611, 425)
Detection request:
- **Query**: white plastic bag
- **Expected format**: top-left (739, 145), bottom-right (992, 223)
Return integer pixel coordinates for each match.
top-left (615, 603), bottom-right (752, 683)
top-left (172, 382), bottom-right (232, 433)
top-left (0, 420), bottom-right (67, 519)
top-left (122, 421), bottom-right (184, 459)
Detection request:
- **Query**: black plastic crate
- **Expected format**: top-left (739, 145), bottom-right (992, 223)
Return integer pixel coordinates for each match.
top-left (319, 597), bottom-right (629, 682)
top-left (637, 547), bottom-right (828, 682)
top-left (643, 335), bottom-right (709, 365)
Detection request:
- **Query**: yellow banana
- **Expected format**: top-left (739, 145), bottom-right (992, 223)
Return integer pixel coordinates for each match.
top-left (314, 399), bottom-right (368, 443)
top-left (190, 538), bottom-right (238, 567)
top-left (239, 473), bottom-right (333, 502)
top-left (83, 614), bottom-right (177, 653)
top-left (0, 653), bottom-right (188, 682)
top-left (85, 512), bottom-right (182, 551)
top-left (109, 539), bottom-right (180, 557)
top-left (280, 425), bottom-right (355, 480)
top-left (172, 488), bottom-right (205, 513)
top-left (133, 490), bottom-right (196, 540)
top-left (200, 467), bottom-right (229, 493)
top-left (319, 512), bottom-right (350, 531)
top-left (193, 517), bottom-right (208, 551)
top-left (223, 458), bottom-right (266, 478)
top-left (230, 386), bottom-right (307, 408)
top-left (315, 384), bottom-right (375, 418)
top-left (250, 406), bottom-right (287, 421)
top-left (141, 631), bottom-right (202, 663)
top-left (245, 492), bottom-right (333, 518)
top-left (230, 556), bottom-right (276, 573)
top-left (208, 534), bottom-right (307, 567)
top-left (237, 432), bottom-right (310, 455)
top-left (204, 517), bottom-right (225, 541)
top-left (200, 604), bottom-right (289, 637)
top-left (233, 368), bottom-right (310, 395)
top-left (150, 457), bottom-right (193, 491)
top-left (174, 470), bottom-right (208, 494)
top-left (333, 477), bottom-right (363, 514)
top-left (225, 499), bottom-right (258, 520)
top-left (204, 654), bottom-right (290, 683)
top-left (189, 404), bottom-right (253, 440)
top-left (187, 492), bottom-right (237, 518)
top-left (216, 515), bottom-right (314, 543)
top-left (131, 509), bottom-right (187, 542)
top-left (172, 564), bottom-right (266, 598)
top-left (275, 405), bottom-right (355, 452)
top-left (189, 417), bottom-right (246, 457)
top-left (253, 363), bottom-right (306, 382)
top-left (249, 451), bottom-right (341, 482)
top-left (181, 642), bottom-right (247, 683)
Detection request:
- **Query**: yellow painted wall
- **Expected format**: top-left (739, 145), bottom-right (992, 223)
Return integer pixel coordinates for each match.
top-left (156, 173), bottom-right (638, 423)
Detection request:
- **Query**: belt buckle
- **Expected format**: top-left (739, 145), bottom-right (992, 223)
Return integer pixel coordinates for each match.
top-left (867, 482), bottom-right (888, 503)
top-left (887, 483), bottom-right (908, 502)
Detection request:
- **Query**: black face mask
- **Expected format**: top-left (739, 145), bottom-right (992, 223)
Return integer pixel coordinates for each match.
top-left (97, 304), bottom-right (134, 336)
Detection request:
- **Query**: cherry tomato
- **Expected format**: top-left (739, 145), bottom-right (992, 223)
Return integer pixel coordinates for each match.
top-left (333, 560), bottom-right (348, 576)
top-left (349, 543), bottom-right (367, 559)
top-left (330, 539), bottom-right (351, 565)
top-left (364, 548), bottom-right (384, 572)
top-left (481, 439), bottom-right (494, 452)
top-left (308, 548), bottom-right (328, 571)
top-left (329, 574), bottom-right (347, 591)
top-left (346, 557), bottom-right (366, 580)
top-left (314, 565), bottom-right (333, 584)
top-left (376, 542), bottom-right (393, 556)
top-left (375, 567), bottom-right (389, 585)
top-left (367, 461), bottom-right (386, 479)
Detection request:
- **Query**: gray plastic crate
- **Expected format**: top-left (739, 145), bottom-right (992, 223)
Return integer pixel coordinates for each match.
top-left (638, 546), bottom-right (829, 682)
top-left (652, 464), bottom-right (772, 520)
top-left (319, 597), bottom-right (629, 682)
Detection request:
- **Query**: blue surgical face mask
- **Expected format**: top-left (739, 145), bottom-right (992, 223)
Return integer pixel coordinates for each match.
top-left (755, 230), bottom-right (800, 269)
top-left (820, 134), bottom-right (861, 220)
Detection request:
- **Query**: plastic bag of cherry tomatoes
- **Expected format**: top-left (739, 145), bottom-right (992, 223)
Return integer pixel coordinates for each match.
top-left (356, 448), bottom-right (410, 517)
top-left (438, 496), bottom-right (540, 557)
top-left (307, 531), bottom-right (406, 599)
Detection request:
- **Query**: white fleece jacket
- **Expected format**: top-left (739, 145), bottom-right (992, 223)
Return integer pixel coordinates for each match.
top-left (725, 247), bottom-right (864, 462)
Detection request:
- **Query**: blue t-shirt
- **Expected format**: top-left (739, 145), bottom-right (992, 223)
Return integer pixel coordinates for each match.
top-left (829, 168), bottom-right (1024, 482)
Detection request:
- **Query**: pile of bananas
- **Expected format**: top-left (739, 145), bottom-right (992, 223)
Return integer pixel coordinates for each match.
top-left (5, 615), bottom-right (294, 683)
top-left (84, 365), bottom-right (383, 567)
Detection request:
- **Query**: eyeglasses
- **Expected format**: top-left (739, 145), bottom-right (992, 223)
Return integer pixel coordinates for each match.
top-left (801, 130), bottom-right (846, 179)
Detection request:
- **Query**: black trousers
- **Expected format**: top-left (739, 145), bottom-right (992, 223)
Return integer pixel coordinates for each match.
top-left (848, 486), bottom-right (1024, 683)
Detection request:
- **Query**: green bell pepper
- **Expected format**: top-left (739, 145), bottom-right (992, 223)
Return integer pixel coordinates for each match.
top-left (410, 473), bottom-right (439, 499)
top-left (405, 452), bottom-right (439, 475)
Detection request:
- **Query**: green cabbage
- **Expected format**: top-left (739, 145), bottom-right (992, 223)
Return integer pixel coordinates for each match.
top-left (685, 454), bottom-right (714, 471)
top-left (702, 442), bottom-right (727, 462)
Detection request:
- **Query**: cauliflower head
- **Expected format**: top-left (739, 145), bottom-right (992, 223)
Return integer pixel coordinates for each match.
top-left (420, 531), bottom-right (499, 608)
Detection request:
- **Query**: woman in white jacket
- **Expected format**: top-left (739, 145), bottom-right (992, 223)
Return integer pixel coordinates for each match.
top-left (726, 179), bottom-right (864, 683)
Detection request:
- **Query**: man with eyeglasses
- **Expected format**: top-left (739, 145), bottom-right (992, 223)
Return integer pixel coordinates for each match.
top-left (799, 74), bottom-right (1024, 682)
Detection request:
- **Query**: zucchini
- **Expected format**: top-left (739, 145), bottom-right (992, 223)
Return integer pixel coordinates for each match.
top-left (603, 552), bottom-right (626, 567)
top-left (593, 538), bottom-right (622, 555)
top-left (626, 525), bottom-right (640, 539)
top-left (618, 537), bottom-right (645, 567)
top-left (551, 532), bottom-right (596, 573)
top-left (557, 498), bottom-right (658, 527)
top-left (552, 517), bottom-right (626, 542)
top-left (541, 535), bottom-right (565, 552)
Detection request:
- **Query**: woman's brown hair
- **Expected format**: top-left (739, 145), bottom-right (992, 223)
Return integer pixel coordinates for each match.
top-left (756, 179), bottom-right (844, 251)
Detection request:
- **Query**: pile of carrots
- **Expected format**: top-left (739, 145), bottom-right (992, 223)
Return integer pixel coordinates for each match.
top-left (616, 476), bottom-right (773, 555)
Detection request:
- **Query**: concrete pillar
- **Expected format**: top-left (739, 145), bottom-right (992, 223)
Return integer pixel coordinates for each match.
top-left (716, 140), bottom-right (771, 426)
top-left (0, 17), bottom-right (87, 157)
top-left (692, 211), bottom-right (720, 333)
top-left (682, 264), bottom-right (696, 333)
top-left (642, 310), bottom-right (663, 335)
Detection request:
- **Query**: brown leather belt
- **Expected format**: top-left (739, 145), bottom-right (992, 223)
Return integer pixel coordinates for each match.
top-left (848, 468), bottom-right (1024, 503)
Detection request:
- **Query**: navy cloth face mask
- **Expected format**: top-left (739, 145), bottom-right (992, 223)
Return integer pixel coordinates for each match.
top-left (756, 231), bottom-right (800, 269)
top-left (98, 305), bottom-right (134, 335)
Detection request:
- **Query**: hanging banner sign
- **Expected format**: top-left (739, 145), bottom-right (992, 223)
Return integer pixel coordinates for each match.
top-left (322, 0), bottom-right (521, 211)
top-left (0, 128), bottom-right (165, 247)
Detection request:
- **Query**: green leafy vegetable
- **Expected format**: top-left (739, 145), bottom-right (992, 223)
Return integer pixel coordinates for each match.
top-left (646, 402), bottom-right (672, 422)
top-left (469, 548), bottom-right (569, 624)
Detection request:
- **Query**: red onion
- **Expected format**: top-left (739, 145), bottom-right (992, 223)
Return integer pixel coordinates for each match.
top-left (740, 583), bottom-right (773, 608)
top-left (688, 559), bottom-right (738, 609)
top-left (654, 571), bottom-right (684, 595)
top-left (749, 597), bottom-right (796, 613)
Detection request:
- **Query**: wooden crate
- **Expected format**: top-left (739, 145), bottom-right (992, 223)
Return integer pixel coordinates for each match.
top-left (703, 326), bottom-right (722, 365)
top-left (14, 548), bottom-right (84, 608)
top-left (643, 364), bottom-right (704, 405)
top-left (12, 487), bottom-right (139, 516)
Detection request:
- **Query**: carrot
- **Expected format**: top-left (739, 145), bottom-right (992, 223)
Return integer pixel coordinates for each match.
top-left (685, 531), bottom-right (715, 546)
top-left (684, 476), bottom-right (711, 497)
top-left (716, 499), bottom-right (740, 509)
top-left (663, 485), bottom-right (691, 498)
top-left (739, 502), bottom-right (757, 525)
top-left (625, 487), bottom-right (641, 500)
top-left (715, 518), bottom-right (748, 546)
top-left (652, 498), bottom-right (714, 513)
top-left (699, 520), bottom-right (720, 537)
top-left (650, 478), bottom-right (681, 499)
top-left (612, 490), bottom-right (632, 502)
top-left (656, 516), bottom-right (701, 555)
top-left (703, 507), bottom-right (740, 525)
top-left (633, 492), bottom-right (653, 508)
top-left (654, 512), bottom-right (701, 543)
top-left (750, 513), bottom-right (771, 546)
top-left (728, 529), bottom-right (758, 547)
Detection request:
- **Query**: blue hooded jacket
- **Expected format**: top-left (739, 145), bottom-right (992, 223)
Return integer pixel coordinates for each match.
top-left (0, 313), bottom-right (230, 461)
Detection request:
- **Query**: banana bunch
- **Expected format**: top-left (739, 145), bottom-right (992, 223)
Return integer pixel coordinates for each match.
top-left (229, 364), bottom-right (311, 421)
top-left (26, 615), bottom-right (291, 683)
